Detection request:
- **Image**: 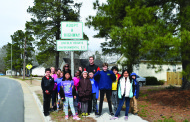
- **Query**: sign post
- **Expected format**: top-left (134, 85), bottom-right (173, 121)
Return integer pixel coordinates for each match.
top-left (59, 21), bottom-right (87, 77)
top-left (26, 64), bottom-right (33, 84)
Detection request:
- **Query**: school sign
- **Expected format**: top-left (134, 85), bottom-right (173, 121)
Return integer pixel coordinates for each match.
top-left (56, 40), bottom-right (88, 51)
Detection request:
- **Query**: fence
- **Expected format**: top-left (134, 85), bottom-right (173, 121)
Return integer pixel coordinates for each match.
top-left (167, 72), bottom-right (182, 85)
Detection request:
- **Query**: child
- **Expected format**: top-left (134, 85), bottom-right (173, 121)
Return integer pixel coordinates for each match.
top-left (111, 66), bottom-right (121, 113)
top-left (77, 71), bottom-right (92, 117)
top-left (130, 72), bottom-right (139, 115)
top-left (54, 71), bottom-right (64, 112)
top-left (59, 71), bottom-right (80, 120)
top-left (110, 69), bottom-right (133, 121)
top-left (89, 72), bottom-right (99, 115)
top-left (50, 67), bottom-right (57, 111)
top-left (73, 70), bottom-right (82, 115)
top-left (94, 63), bottom-right (116, 117)
top-left (41, 68), bottom-right (54, 116)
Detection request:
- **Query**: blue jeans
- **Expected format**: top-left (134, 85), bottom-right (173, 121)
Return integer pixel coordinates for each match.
top-left (115, 96), bottom-right (130, 117)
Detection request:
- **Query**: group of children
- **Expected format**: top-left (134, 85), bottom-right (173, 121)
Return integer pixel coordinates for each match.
top-left (41, 62), bottom-right (139, 121)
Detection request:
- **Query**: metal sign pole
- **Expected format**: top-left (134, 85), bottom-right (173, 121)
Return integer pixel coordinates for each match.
top-left (71, 51), bottom-right (74, 77)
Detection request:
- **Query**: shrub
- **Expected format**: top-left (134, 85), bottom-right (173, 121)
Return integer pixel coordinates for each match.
top-left (158, 80), bottom-right (165, 85)
top-left (145, 76), bottom-right (158, 85)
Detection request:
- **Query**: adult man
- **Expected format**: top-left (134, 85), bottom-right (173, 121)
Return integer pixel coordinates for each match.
top-left (84, 56), bottom-right (100, 74)
top-left (84, 56), bottom-right (100, 114)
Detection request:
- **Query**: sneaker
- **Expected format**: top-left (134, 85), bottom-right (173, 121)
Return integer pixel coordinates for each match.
top-left (96, 113), bottom-right (101, 118)
top-left (110, 116), bottom-right (118, 120)
top-left (82, 113), bottom-right (85, 117)
top-left (124, 116), bottom-right (128, 121)
top-left (73, 115), bottom-right (81, 120)
top-left (134, 113), bottom-right (138, 115)
top-left (110, 112), bottom-right (114, 116)
top-left (65, 115), bottom-right (69, 120)
top-left (55, 109), bottom-right (59, 113)
top-left (95, 112), bottom-right (98, 115)
top-left (85, 113), bottom-right (89, 116)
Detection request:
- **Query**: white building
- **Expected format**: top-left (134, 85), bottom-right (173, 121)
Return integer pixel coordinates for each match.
top-left (117, 55), bottom-right (182, 81)
top-left (6, 70), bottom-right (17, 76)
top-left (31, 66), bottom-right (45, 76)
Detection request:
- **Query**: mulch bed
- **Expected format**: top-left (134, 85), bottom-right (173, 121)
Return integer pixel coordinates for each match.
top-left (138, 87), bottom-right (190, 122)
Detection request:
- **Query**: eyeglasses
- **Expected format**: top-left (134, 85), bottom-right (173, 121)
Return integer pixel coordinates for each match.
top-left (65, 66), bottom-right (69, 67)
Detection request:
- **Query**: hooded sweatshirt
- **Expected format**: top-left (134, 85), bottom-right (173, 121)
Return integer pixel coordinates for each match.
top-left (54, 77), bottom-right (63, 93)
top-left (73, 76), bottom-right (80, 91)
top-left (60, 80), bottom-right (74, 98)
top-left (130, 72), bottom-right (140, 99)
top-left (94, 70), bottom-right (116, 90)
top-left (90, 78), bottom-right (99, 99)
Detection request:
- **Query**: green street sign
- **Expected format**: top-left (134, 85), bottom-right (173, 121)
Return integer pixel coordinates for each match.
top-left (56, 40), bottom-right (88, 51)
top-left (61, 22), bottom-right (83, 39)
top-left (26, 64), bottom-right (33, 70)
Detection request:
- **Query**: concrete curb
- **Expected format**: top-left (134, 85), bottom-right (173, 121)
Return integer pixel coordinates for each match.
top-left (33, 92), bottom-right (52, 122)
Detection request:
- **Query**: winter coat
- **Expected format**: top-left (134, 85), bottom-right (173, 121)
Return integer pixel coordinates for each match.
top-left (94, 70), bottom-right (116, 90)
top-left (41, 76), bottom-right (54, 94)
top-left (84, 64), bottom-right (100, 74)
top-left (117, 76), bottom-right (133, 99)
top-left (131, 73), bottom-right (140, 99)
top-left (77, 78), bottom-right (92, 102)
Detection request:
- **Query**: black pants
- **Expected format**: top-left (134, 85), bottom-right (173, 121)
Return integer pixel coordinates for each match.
top-left (51, 90), bottom-right (57, 108)
top-left (88, 93), bottom-right (97, 113)
top-left (43, 93), bottom-right (51, 114)
top-left (99, 90), bottom-right (113, 114)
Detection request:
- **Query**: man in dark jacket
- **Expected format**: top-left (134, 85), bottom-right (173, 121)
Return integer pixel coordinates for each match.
top-left (84, 56), bottom-right (100, 74)
top-left (41, 68), bottom-right (54, 116)
top-left (94, 63), bottom-right (116, 117)
top-left (130, 72), bottom-right (140, 115)
top-left (84, 56), bottom-right (100, 114)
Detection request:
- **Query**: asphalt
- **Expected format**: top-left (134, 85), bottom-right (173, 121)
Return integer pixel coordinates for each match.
top-left (0, 78), bottom-right (24, 122)
top-left (1, 77), bottom-right (46, 122)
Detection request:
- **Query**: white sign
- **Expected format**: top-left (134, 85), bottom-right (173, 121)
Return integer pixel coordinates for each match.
top-left (57, 40), bottom-right (88, 51)
top-left (61, 22), bottom-right (83, 39)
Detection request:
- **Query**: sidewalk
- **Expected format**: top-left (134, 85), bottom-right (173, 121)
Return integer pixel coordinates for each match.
top-left (9, 77), bottom-right (148, 122)
top-left (7, 77), bottom-right (48, 122)
top-left (88, 101), bottom-right (148, 122)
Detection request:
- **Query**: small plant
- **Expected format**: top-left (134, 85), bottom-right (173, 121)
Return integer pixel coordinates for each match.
top-left (158, 80), bottom-right (165, 85)
top-left (166, 85), bottom-right (176, 90)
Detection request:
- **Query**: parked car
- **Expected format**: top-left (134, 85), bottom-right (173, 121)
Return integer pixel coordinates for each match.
top-left (136, 75), bottom-right (146, 87)
top-left (0, 73), bottom-right (5, 76)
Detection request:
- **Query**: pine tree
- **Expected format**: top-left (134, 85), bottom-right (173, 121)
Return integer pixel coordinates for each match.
top-left (26, 0), bottom-right (82, 68)
top-left (4, 30), bottom-right (35, 76)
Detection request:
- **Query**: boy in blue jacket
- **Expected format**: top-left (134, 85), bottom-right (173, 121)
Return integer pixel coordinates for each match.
top-left (94, 63), bottom-right (116, 117)
top-left (130, 72), bottom-right (140, 115)
top-left (89, 72), bottom-right (99, 115)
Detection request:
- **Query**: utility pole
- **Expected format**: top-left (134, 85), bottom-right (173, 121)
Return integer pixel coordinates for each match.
top-left (11, 40), bottom-right (12, 77)
top-left (23, 38), bottom-right (26, 79)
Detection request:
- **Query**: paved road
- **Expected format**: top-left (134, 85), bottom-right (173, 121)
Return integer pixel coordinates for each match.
top-left (0, 77), bottom-right (24, 122)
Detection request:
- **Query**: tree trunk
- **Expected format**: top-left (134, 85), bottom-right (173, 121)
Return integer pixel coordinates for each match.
top-left (180, 0), bottom-right (190, 90)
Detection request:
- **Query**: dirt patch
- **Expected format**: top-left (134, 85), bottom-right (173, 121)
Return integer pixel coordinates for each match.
top-left (138, 87), bottom-right (190, 122)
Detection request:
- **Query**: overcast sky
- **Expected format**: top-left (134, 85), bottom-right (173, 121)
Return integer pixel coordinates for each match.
top-left (0, 0), bottom-right (107, 51)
